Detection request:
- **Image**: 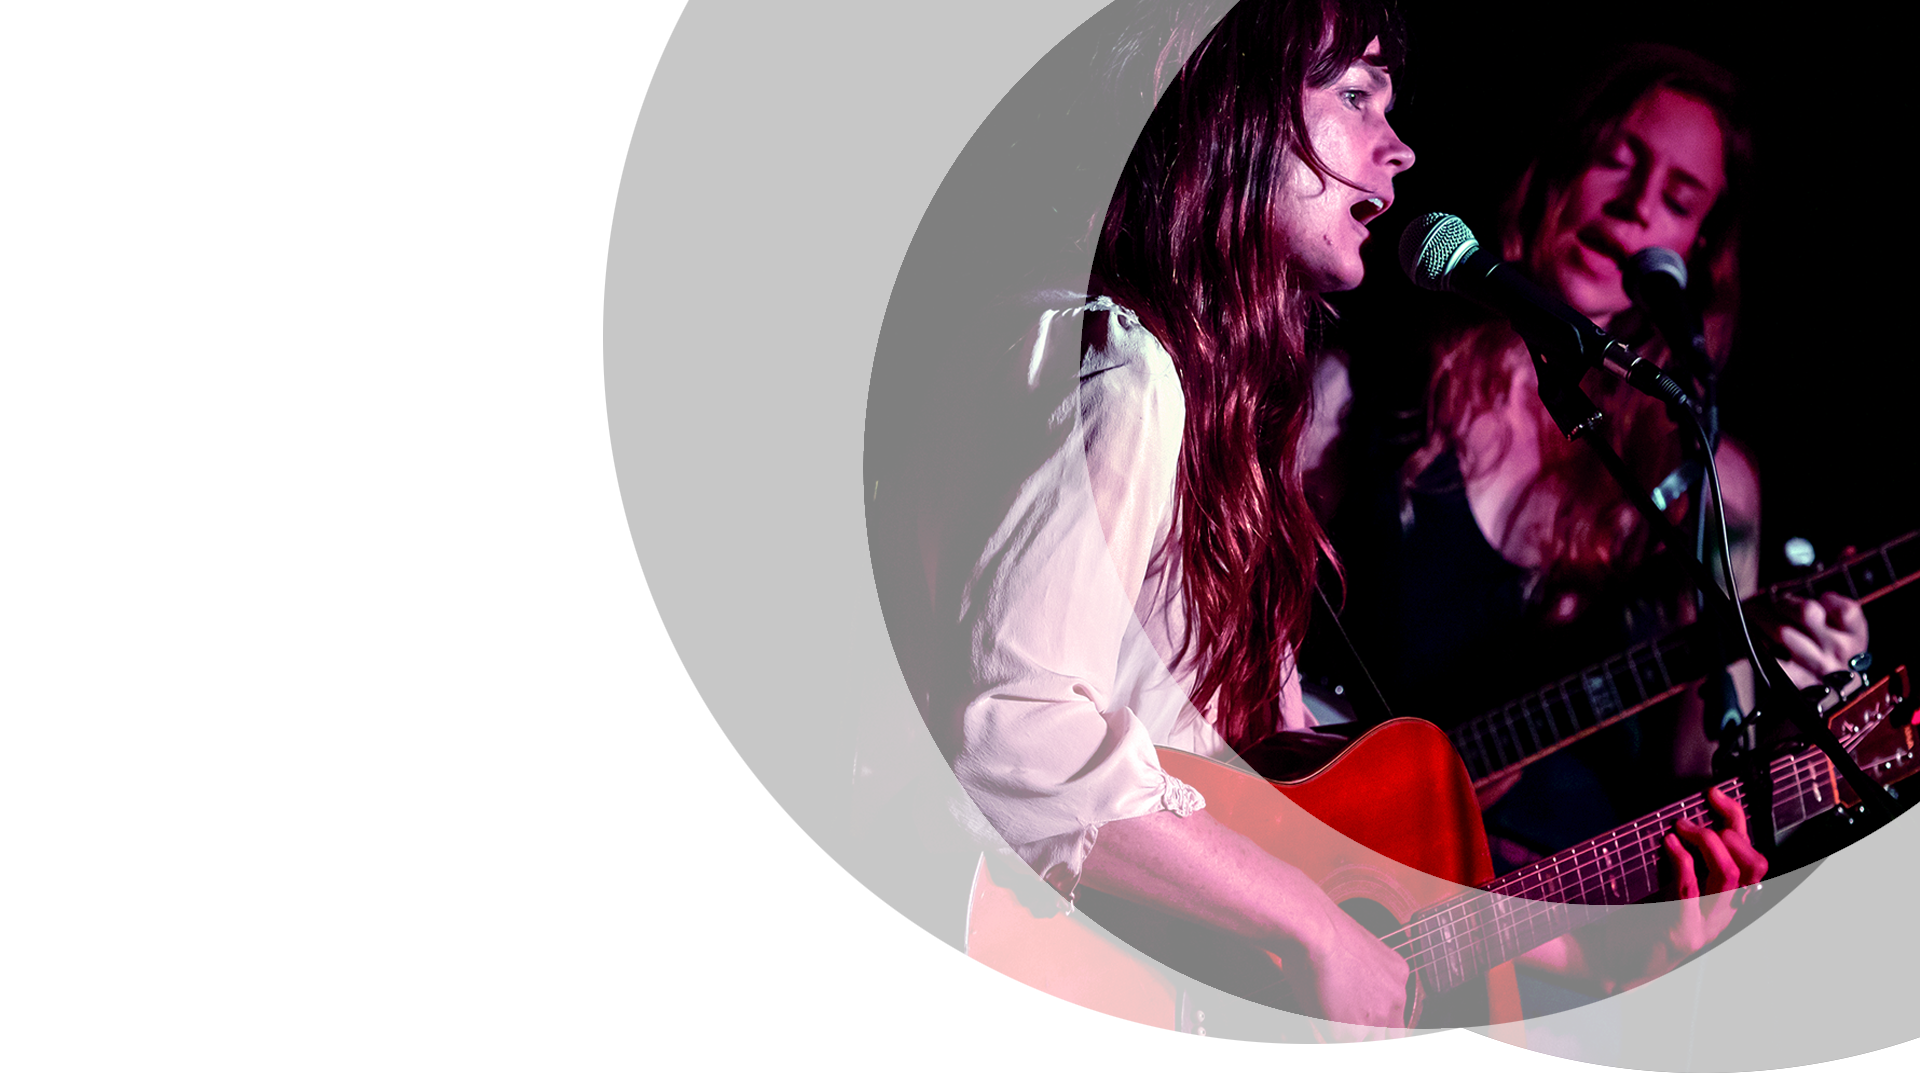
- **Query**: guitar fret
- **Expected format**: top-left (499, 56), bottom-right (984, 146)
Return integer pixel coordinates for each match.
top-left (1647, 638), bottom-right (1675, 691)
top-left (1523, 698), bottom-right (1549, 754)
top-left (1631, 649), bottom-right (1665, 697)
top-left (1857, 555), bottom-right (1885, 594)
top-left (1890, 534), bottom-right (1920, 581)
top-left (1405, 721), bottom-right (1888, 999)
top-left (1789, 566), bottom-right (1836, 600)
top-left (1447, 530), bottom-right (1920, 787)
top-left (1582, 667), bottom-right (1623, 725)
top-left (1621, 649), bottom-right (1650, 701)
top-left (1552, 680), bottom-right (1579, 741)
top-left (1486, 712), bottom-right (1511, 769)
top-left (1458, 728), bottom-right (1486, 779)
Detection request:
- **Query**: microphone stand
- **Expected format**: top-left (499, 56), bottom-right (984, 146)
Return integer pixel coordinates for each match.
top-left (1683, 359), bottom-right (1775, 856)
top-left (1521, 344), bottom-right (1901, 844)
top-left (1669, 344), bottom-right (1770, 852)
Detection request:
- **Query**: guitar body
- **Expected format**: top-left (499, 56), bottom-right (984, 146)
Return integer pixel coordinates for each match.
top-left (965, 719), bottom-right (1523, 1032)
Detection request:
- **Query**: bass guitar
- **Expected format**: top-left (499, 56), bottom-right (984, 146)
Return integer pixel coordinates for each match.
top-left (1447, 529), bottom-right (1920, 787)
top-left (965, 666), bottom-right (1915, 1032)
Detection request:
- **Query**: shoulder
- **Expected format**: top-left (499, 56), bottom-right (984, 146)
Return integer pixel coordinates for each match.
top-left (1712, 434), bottom-right (1760, 531)
top-left (1013, 276), bottom-right (1175, 395)
top-left (975, 278), bottom-right (1182, 451)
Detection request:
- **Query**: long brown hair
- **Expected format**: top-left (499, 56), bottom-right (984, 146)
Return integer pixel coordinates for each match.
top-left (1411, 44), bottom-right (1748, 612)
top-left (1091, 0), bottom-right (1404, 750)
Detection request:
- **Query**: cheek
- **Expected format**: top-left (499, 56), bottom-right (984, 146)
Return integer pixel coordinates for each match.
top-left (1661, 218), bottom-right (1707, 255)
top-left (1567, 174), bottom-right (1615, 227)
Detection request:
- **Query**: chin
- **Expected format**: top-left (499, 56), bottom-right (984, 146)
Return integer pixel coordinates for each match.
top-left (1557, 278), bottom-right (1626, 325)
top-left (1321, 265), bottom-right (1368, 294)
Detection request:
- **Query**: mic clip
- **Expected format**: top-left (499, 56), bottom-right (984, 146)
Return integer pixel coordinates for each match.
top-left (1599, 339), bottom-right (1696, 413)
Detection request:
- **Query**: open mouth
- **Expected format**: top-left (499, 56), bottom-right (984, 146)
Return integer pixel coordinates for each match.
top-left (1574, 229), bottom-right (1628, 270)
top-left (1351, 195), bottom-right (1388, 225)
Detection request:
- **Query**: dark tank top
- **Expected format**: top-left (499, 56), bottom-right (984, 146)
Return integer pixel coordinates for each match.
top-left (1306, 446), bottom-right (1690, 862)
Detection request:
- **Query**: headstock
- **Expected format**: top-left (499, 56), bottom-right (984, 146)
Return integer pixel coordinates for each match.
top-left (1819, 665), bottom-right (1915, 815)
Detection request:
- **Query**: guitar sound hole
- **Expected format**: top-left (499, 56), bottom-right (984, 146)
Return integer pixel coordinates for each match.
top-left (1167, 899), bottom-right (1482, 1068)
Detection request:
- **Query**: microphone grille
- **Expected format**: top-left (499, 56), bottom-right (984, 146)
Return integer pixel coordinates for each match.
top-left (1399, 212), bottom-right (1480, 292)
top-left (1626, 246), bottom-right (1688, 290)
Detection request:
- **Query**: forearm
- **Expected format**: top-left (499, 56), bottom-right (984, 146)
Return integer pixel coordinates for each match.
top-left (1079, 806), bottom-right (1410, 1030)
top-left (1080, 808), bottom-right (1349, 958)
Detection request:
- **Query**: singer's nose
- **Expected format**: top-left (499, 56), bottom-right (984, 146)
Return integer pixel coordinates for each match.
top-left (1381, 124), bottom-right (1414, 173)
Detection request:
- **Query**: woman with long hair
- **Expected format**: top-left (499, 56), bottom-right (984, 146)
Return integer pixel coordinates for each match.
top-left (1320, 44), bottom-right (1858, 791)
top-left (1319, 46), bottom-right (1860, 870)
top-left (871, 4), bottom-right (1765, 1030)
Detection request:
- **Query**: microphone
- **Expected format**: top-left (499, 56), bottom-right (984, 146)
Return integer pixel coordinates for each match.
top-left (1624, 246), bottom-right (1711, 379)
top-left (1399, 212), bottom-right (1692, 412)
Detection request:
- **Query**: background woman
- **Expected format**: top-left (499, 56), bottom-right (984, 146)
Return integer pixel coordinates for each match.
top-left (1312, 45), bottom-right (1865, 871)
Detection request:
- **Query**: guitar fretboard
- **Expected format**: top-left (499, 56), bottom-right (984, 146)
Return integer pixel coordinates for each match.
top-left (1388, 735), bottom-right (1862, 996)
top-left (1448, 530), bottom-right (1920, 783)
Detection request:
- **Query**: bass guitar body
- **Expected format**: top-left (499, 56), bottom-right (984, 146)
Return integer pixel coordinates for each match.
top-left (965, 719), bottom-right (1523, 1032)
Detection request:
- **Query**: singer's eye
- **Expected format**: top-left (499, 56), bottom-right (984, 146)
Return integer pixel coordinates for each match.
top-left (1340, 88), bottom-right (1369, 110)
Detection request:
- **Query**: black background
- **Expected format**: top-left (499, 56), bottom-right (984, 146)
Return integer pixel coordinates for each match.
top-left (622, 0), bottom-right (1912, 1060)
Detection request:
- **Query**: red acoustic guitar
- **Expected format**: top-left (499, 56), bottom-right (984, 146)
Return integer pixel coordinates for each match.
top-left (965, 667), bottom-right (1915, 1034)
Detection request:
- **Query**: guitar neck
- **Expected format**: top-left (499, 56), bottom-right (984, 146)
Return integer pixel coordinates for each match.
top-left (1396, 730), bottom-right (1881, 996)
top-left (1449, 529), bottom-right (1920, 784)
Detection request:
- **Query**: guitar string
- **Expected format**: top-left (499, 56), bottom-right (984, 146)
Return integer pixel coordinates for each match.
top-left (1198, 745), bottom-right (1843, 1022)
top-left (1458, 530), bottom-right (1916, 783)
top-left (1463, 639), bottom-right (1693, 782)
top-left (1387, 754), bottom-right (1824, 968)
top-left (1213, 764), bottom-right (1766, 1006)
top-left (1424, 728), bottom-right (1847, 924)
top-left (1213, 711), bottom-right (1873, 1014)
top-left (1382, 737), bottom-right (1843, 968)
top-left (1383, 750), bottom-right (1845, 976)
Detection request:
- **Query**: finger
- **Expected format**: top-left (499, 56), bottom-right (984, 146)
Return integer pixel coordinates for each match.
top-left (1665, 833), bottom-right (1700, 899)
top-left (1776, 624), bottom-right (1838, 676)
top-left (1719, 826), bottom-right (1770, 886)
top-left (1706, 786), bottom-right (1751, 838)
top-left (1672, 813), bottom-right (1737, 894)
top-left (1801, 593), bottom-right (1868, 656)
top-left (1817, 591), bottom-right (1865, 627)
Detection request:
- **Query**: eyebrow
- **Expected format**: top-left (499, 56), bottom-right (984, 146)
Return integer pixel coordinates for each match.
top-left (1355, 60), bottom-right (1395, 109)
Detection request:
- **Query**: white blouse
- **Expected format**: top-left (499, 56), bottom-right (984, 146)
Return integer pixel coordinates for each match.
top-left (895, 297), bottom-right (1307, 895)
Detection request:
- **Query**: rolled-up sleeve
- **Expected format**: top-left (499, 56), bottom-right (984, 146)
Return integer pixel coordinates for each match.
top-left (946, 302), bottom-right (1205, 896)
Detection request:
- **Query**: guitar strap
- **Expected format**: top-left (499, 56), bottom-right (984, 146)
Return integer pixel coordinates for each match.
top-left (1312, 580), bottom-right (1395, 726)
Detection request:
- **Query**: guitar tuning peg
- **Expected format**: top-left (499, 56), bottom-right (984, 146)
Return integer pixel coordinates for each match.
top-left (1823, 667), bottom-right (1868, 703)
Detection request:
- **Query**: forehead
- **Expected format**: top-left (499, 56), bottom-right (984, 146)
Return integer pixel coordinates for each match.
top-left (1618, 87), bottom-right (1727, 190)
top-left (1326, 50), bottom-right (1394, 102)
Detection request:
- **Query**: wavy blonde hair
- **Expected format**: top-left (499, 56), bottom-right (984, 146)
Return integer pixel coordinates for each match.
top-left (1406, 45), bottom-right (1747, 617)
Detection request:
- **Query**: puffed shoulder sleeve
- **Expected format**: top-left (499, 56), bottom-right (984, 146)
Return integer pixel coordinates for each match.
top-left (946, 301), bottom-right (1205, 897)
